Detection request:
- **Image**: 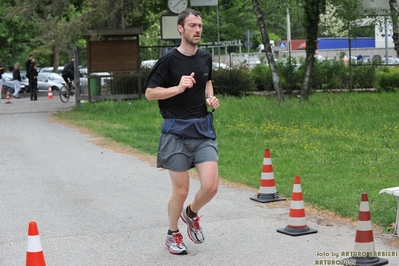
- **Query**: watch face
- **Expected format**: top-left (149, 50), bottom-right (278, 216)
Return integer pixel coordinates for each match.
top-left (168, 0), bottom-right (188, 14)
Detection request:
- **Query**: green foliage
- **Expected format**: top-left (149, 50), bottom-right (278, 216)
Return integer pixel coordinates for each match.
top-left (250, 64), bottom-right (273, 91)
top-left (212, 67), bottom-right (253, 96)
top-left (374, 67), bottom-right (399, 92)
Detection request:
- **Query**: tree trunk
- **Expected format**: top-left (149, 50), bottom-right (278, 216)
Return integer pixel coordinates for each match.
top-left (301, 0), bottom-right (325, 101)
top-left (389, 0), bottom-right (399, 57)
top-left (52, 40), bottom-right (60, 73)
top-left (252, 0), bottom-right (284, 102)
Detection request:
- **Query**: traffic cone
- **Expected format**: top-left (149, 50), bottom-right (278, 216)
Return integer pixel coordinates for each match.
top-left (250, 149), bottom-right (286, 203)
top-left (345, 193), bottom-right (388, 265)
top-left (5, 90), bottom-right (11, 104)
top-left (277, 176), bottom-right (317, 236)
top-left (26, 221), bottom-right (46, 266)
top-left (47, 87), bottom-right (53, 99)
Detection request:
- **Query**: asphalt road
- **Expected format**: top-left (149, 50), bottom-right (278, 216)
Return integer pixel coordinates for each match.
top-left (1, 95), bottom-right (398, 266)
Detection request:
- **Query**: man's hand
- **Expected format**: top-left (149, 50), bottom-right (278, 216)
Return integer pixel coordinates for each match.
top-left (177, 72), bottom-right (196, 93)
top-left (206, 95), bottom-right (220, 111)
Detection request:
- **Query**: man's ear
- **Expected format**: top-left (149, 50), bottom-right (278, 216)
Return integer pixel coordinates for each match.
top-left (177, 24), bottom-right (183, 35)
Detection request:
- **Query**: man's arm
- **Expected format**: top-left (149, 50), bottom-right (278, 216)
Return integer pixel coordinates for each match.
top-left (205, 80), bottom-right (214, 98)
top-left (205, 80), bottom-right (219, 111)
top-left (145, 72), bottom-right (196, 101)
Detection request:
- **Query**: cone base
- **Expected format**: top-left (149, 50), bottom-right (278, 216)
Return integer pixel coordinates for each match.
top-left (277, 226), bottom-right (318, 236)
top-left (346, 256), bottom-right (388, 266)
top-left (250, 193), bottom-right (286, 203)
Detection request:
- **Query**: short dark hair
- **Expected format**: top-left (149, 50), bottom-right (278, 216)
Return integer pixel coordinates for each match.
top-left (177, 8), bottom-right (202, 26)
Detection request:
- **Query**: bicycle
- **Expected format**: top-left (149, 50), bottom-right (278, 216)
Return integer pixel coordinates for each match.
top-left (59, 82), bottom-right (75, 103)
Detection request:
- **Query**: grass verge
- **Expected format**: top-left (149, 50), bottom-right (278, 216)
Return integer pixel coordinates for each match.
top-left (54, 92), bottom-right (399, 229)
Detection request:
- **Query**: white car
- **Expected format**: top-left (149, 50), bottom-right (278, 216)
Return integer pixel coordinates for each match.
top-left (212, 62), bottom-right (229, 70)
top-left (141, 60), bottom-right (158, 68)
top-left (241, 58), bottom-right (261, 69)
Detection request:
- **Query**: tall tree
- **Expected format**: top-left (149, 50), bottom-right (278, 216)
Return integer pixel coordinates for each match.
top-left (252, 0), bottom-right (284, 102)
top-left (5, 0), bottom-right (85, 69)
top-left (389, 0), bottom-right (399, 56)
top-left (301, 0), bottom-right (326, 100)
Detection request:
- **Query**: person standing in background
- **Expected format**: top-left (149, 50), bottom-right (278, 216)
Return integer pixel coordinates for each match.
top-left (12, 63), bottom-right (22, 99)
top-left (25, 55), bottom-right (34, 93)
top-left (29, 62), bottom-right (38, 101)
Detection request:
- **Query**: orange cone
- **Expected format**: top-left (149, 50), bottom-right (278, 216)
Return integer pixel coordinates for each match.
top-left (345, 193), bottom-right (388, 265)
top-left (5, 90), bottom-right (11, 104)
top-left (48, 87), bottom-right (53, 99)
top-left (26, 221), bottom-right (46, 266)
top-left (250, 149), bottom-right (286, 203)
top-left (277, 176), bottom-right (317, 236)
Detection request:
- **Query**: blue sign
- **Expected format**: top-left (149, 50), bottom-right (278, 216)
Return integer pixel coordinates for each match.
top-left (279, 41), bottom-right (287, 49)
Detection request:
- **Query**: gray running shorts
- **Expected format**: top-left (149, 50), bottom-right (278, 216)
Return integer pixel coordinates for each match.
top-left (157, 133), bottom-right (218, 171)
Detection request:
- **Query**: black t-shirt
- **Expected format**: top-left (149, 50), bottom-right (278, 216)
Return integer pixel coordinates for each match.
top-left (145, 48), bottom-right (212, 119)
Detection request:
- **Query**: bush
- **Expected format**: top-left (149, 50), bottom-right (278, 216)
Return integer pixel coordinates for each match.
top-left (250, 64), bottom-right (273, 91)
top-left (374, 66), bottom-right (399, 92)
top-left (212, 67), bottom-right (253, 96)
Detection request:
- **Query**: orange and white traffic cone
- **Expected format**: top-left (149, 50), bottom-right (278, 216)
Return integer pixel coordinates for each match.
top-left (277, 176), bottom-right (317, 236)
top-left (5, 90), bottom-right (11, 104)
top-left (47, 87), bottom-right (53, 99)
top-left (250, 149), bottom-right (286, 203)
top-left (26, 221), bottom-right (46, 266)
top-left (345, 193), bottom-right (388, 265)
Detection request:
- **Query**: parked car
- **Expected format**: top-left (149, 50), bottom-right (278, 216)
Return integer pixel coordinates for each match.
top-left (78, 67), bottom-right (111, 87)
top-left (381, 57), bottom-right (399, 65)
top-left (39, 66), bottom-right (64, 74)
top-left (241, 58), bottom-right (261, 69)
top-left (41, 72), bottom-right (65, 84)
top-left (1, 72), bottom-right (26, 93)
top-left (212, 62), bottom-right (229, 70)
top-left (36, 73), bottom-right (64, 92)
top-left (141, 60), bottom-right (157, 68)
top-left (40, 66), bottom-right (110, 87)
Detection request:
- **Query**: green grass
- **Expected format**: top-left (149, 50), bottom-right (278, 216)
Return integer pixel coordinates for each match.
top-left (54, 93), bottom-right (399, 228)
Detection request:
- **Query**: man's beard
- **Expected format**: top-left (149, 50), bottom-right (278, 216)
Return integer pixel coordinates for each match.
top-left (183, 31), bottom-right (200, 46)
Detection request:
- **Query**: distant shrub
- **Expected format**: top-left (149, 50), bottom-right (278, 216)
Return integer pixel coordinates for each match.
top-left (374, 67), bottom-right (399, 92)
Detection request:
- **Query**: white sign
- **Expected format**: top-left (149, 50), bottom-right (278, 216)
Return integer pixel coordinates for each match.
top-left (191, 0), bottom-right (218, 6)
top-left (161, 16), bottom-right (180, 40)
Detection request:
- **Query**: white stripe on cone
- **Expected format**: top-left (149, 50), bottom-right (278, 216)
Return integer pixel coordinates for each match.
top-left (27, 235), bottom-right (43, 252)
top-left (261, 172), bottom-right (274, 179)
top-left (290, 201), bottom-right (304, 209)
top-left (293, 184), bottom-right (302, 192)
top-left (356, 220), bottom-right (373, 231)
top-left (288, 217), bottom-right (307, 227)
top-left (354, 242), bottom-right (375, 252)
top-left (263, 158), bottom-right (271, 164)
top-left (359, 201), bottom-right (370, 211)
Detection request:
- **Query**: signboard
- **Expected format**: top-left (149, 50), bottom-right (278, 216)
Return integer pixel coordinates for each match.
top-left (279, 41), bottom-right (287, 50)
top-left (362, 0), bottom-right (389, 10)
top-left (89, 40), bottom-right (139, 72)
top-left (161, 16), bottom-right (180, 40)
top-left (191, 0), bottom-right (218, 6)
top-left (361, 0), bottom-right (389, 15)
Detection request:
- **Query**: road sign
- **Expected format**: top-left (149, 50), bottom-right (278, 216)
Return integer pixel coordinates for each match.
top-left (244, 41), bottom-right (253, 49)
top-left (279, 41), bottom-right (287, 50)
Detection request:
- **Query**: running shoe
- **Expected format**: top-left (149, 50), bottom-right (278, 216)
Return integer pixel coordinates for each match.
top-left (165, 232), bottom-right (187, 255)
top-left (180, 207), bottom-right (204, 244)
